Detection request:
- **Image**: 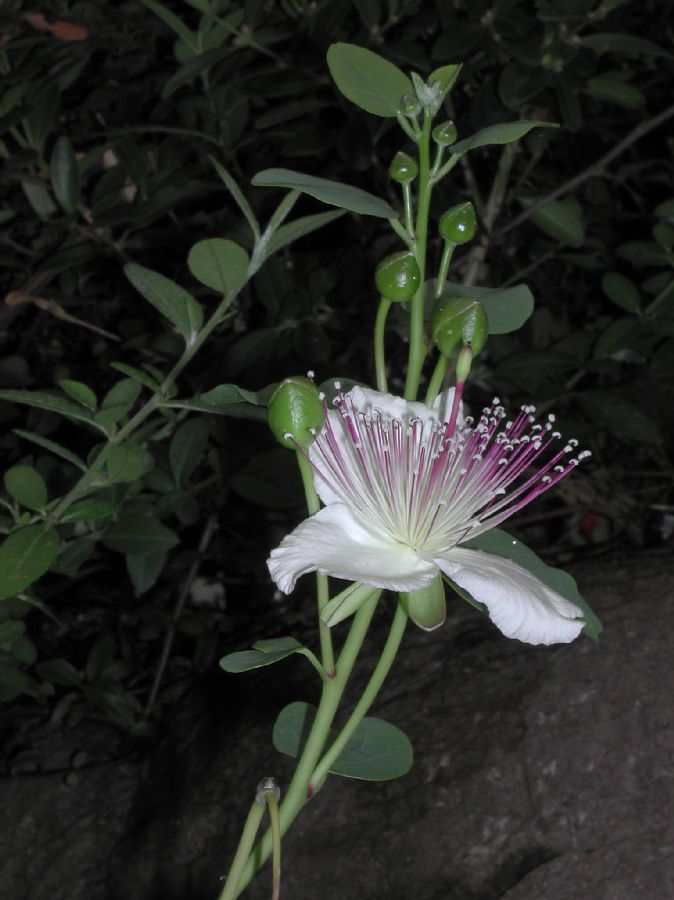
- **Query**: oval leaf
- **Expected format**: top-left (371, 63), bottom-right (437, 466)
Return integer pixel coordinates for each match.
top-left (101, 517), bottom-right (180, 555)
top-left (125, 263), bottom-right (204, 342)
top-left (433, 281), bottom-right (534, 334)
top-left (327, 43), bottom-right (413, 117)
top-left (106, 445), bottom-right (152, 483)
top-left (452, 121), bottom-right (557, 155)
top-left (273, 702), bottom-right (413, 781)
top-left (58, 379), bottom-right (97, 410)
top-left (0, 389), bottom-right (99, 430)
top-left (50, 136), bottom-right (80, 214)
top-left (601, 273), bottom-right (641, 313)
top-left (187, 238), bottom-right (249, 296)
top-left (169, 418), bottom-right (209, 488)
top-left (220, 637), bottom-right (302, 673)
top-left (0, 526), bottom-right (60, 600)
top-left (59, 499), bottom-right (115, 523)
top-left (126, 551), bottom-right (167, 596)
top-left (4, 465), bottom-right (48, 510)
top-left (524, 196), bottom-right (585, 246)
top-left (252, 169), bottom-right (397, 219)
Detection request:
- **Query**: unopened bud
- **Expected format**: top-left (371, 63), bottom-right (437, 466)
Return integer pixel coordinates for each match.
top-left (432, 121), bottom-right (457, 146)
top-left (375, 252), bottom-right (421, 303)
top-left (268, 377), bottom-right (325, 449)
top-left (389, 151), bottom-right (418, 184)
top-left (256, 777), bottom-right (281, 806)
top-left (404, 575), bottom-right (446, 631)
top-left (398, 93), bottom-right (421, 118)
top-left (431, 296), bottom-right (488, 357)
top-left (439, 202), bottom-right (477, 244)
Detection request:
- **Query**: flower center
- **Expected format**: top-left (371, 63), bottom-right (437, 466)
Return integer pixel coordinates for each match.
top-left (309, 391), bottom-right (589, 556)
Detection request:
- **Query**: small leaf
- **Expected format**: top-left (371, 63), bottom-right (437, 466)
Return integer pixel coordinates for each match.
top-left (109, 363), bottom-right (161, 392)
top-left (0, 526), bottom-right (60, 600)
top-left (0, 389), bottom-right (100, 430)
top-left (125, 263), bottom-right (204, 342)
top-left (169, 418), bottom-right (209, 488)
top-left (0, 667), bottom-right (30, 701)
top-left (587, 75), bottom-right (646, 110)
top-left (601, 273), bottom-right (641, 313)
top-left (252, 169), bottom-right (397, 219)
top-left (58, 379), bottom-right (97, 410)
top-left (126, 551), bottom-right (167, 596)
top-left (575, 390), bottom-right (661, 445)
top-left (13, 430), bottom-right (86, 471)
top-left (101, 517), bottom-right (180, 555)
top-left (4, 465), bottom-right (48, 510)
top-left (187, 238), bottom-right (249, 296)
top-left (105, 445), bottom-right (152, 484)
top-left (523, 196), bottom-right (585, 246)
top-left (36, 657), bottom-right (81, 687)
top-left (85, 635), bottom-right (116, 683)
top-left (580, 33), bottom-right (671, 58)
top-left (327, 43), bottom-right (413, 117)
top-left (198, 384), bottom-right (259, 408)
top-left (59, 499), bottom-right (115, 523)
top-left (220, 637), bottom-right (303, 673)
top-left (462, 529), bottom-right (602, 642)
top-left (273, 702), bottom-right (413, 781)
top-left (617, 241), bottom-right (669, 267)
top-left (321, 583), bottom-right (379, 628)
top-left (266, 210), bottom-right (346, 257)
top-left (452, 121), bottom-right (557, 155)
top-left (209, 157), bottom-right (260, 240)
top-left (50, 136), bottom-right (80, 214)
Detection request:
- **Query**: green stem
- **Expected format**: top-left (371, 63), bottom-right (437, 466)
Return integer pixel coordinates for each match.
top-left (266, 793), bottom-right (281, 900)
top-left (435, 242), bottom-right (455, 299)
top-left (374, 298), bottom-right (392, 392)
top-left (403, 183), bottom-right (414, 236)
top-left (296, 452), bottom-right (334, 675)
top-left (218, 800), bottom-right (266, 900)
top-left (433, 152), bottom-right (461, 185)
top-left (424, 354), bottom-right (449, 407)
top-left (230, 593), bottom-right (380, 897)
top-left (404, 113), bottom-right (433, 402)
top-left (389, 217), bottom-right (414, 249)
top-left (46, 292), bottom-right (234, 526)
top-left (308, 600), bottom-right (409, 794)
top-left (645, 276), bottom-right (674, 317)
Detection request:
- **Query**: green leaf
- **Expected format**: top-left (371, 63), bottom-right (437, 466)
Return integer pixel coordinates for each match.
top-left (273, 702), bottom-right (413, 781)
top-left (4, 465), bottom-right (48, 510)
top-left (575, 390), bottom-right (661, 445)
top-left (50, 136), bottom-right (80, 215)
top-left (587, 75), bottom-right (646, 109)
top-left (0, 390), bottom-right (100, 430)
top-left (36, 657), bottom-right (81, 687)
top-left (169, 418), bottom-right (209, 488)
top-left (198, 384), bottom-right (259, 408)
top-left (266, 210), bottom-right (346, 257)
top-left (187, 238), bottom-right (249, 296)
top-left (429, 64), bottom-right (462, 101)
top-left (94, 379), bottom-right (142, 430)
top-left (126, 551), bottom-right (167, 596)
top-left (101, 517), bottom-right (180, 555)
top-left (85, 635), bottom-right (116, 683)
top-left (462, 529), bottom-right (602, 642)
top-left (209, 157), bottom-right (260, 241)
top-left (617, 241), bottom-right (669, 267)
top-left (452, 121), bottom-right (557, 154)
top-left (321, 583), bottom-right (379, 628)
top-left (327, 43), bottom-right (413, 118)
top-left (124, 263), bottom-right (204, 342)
top-left (252, 169), bottom-right (397, 219)
top-left (436, 281), bottom-right (534, 334)
top-left (579, 33), bottom-right (671, 57)
top-left (601, 273), bottom-right (641, 313)
top-left (0, 666), bottom-right (30, 701)
top-left (0, 526), bottom-right (60, 600)
top-left (0, 620), bottom-right (26, 645)
top-left (59, 500), bottom-right (115, 523)
top-left (12, 431), bottom-right (84, 471)
top-left (109, 363), bottom-right (161, 392)
top-left (105, 445), bottom-right (152, 484)
top-left (58, 379), bottom-right (97, 411)
top-left (220, 636), bottom-right (303, 673)
top-left (523, 196), bottom-right (585, 246)
top-left (140, 0), bottom-right (197, 48)
top-left (494, 350), bottom-right (576, 391)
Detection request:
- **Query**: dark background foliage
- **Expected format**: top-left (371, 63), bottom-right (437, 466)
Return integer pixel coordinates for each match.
top-left (0, 0), bottom-right (672, 768)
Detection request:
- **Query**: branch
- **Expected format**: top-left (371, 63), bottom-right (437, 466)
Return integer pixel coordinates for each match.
top-left (496, 103), bottom-right (674, 239)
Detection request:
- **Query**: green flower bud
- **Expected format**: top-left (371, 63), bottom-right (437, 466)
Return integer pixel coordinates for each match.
top-left (439, 202), bottom-right (477, 244)
top-left (389, 151), bottom-right (418, 184)
top-left (398, 93), bottom-right (422, 118)
top-left (268, 376), bottom-right (325, 449)
top-left (374, 252), bottom-right (421, 303)
top-left (431, 296), bottom-right (489, 357)
top-left (432, 120), bottom-right (458, 146)
top-left (404, 575), bottom-right (446, 631)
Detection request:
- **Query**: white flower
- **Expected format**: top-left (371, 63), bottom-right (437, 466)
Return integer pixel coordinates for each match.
top-left (268, 386), bottom-right (590, 645)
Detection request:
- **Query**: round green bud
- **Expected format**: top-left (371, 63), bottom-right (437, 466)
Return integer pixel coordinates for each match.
top-left (431, 296), bottom-right (488, 357)
top-left (389, 151), bottom-right (418, 184)
top-left (439, 201), bottom-right (477, 244)
top-left (375, 252), bottom-right (421, 303)
top-left (268, 376), bottom-right (325, 449)
top-left (432, 120), bottom-right (458, 146)
top-left (399, 93), bottom-right (422, 118)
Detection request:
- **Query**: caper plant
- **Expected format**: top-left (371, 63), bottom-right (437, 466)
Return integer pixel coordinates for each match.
top-left (217, 44), bottom-right (601, 899)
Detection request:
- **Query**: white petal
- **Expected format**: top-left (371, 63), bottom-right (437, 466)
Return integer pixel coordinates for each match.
top-left (436, 547), bottom-right (584, 645)
top-left (268, 503), bottom-right (437, 594)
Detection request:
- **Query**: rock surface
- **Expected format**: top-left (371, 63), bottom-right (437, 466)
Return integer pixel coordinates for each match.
top-left (1, 550), bottom-right (672, 900)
